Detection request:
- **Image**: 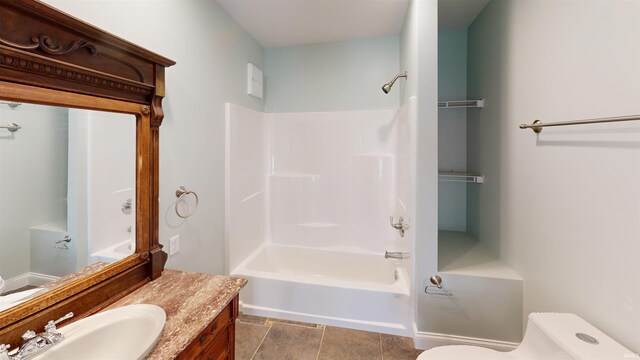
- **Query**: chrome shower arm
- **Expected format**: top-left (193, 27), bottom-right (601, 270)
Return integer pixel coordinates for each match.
top-left (382, 71), bottom-right (407, 94)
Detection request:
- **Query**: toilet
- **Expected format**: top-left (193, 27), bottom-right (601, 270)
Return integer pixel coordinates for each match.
top-left (417, 313), bottom-right (634, 359)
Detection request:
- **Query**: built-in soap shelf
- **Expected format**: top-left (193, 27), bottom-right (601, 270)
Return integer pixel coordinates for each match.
top-left (269, 173), bottom-right (320, 179)
top-left (298, 222), bottom-right (342, 228)
top-left (438, 230), bottom-right (521, 280)
top-left (354, 153), bottom-right (395, 158)
top-left (438, 171), bottom-right (484, 184)
top-left (438, 99), bottom-right (484, 109)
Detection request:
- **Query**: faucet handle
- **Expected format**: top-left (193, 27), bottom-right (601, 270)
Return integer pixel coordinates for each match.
top-left (0, 344), bottom-right (10, 360)
top-left (44, 312), bottom-right (74, 333)
top-left (390, 216), bottom-right (409, 237)
top-left (0, 344), bottom-right (12, 360)
top-left (22, 330), bottom-right (36, 342)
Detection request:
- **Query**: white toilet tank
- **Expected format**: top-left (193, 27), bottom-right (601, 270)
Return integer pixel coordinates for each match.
top-left (513, 313), bottom-right (634, 359)
top-left (418, 313), bottom-right (635, 359)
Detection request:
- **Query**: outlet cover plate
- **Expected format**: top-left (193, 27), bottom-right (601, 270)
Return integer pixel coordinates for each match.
top-left (169, 235), bottom-right (180, 256)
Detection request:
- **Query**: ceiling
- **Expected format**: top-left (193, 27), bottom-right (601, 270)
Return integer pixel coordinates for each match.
top-left (216, 0), bottom-right (490, 49)
top-left (216, 0), bottom-right (410, 48)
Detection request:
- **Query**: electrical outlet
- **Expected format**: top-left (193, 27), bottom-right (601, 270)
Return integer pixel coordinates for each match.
top-left (169, 235), bottom-right (180, 256)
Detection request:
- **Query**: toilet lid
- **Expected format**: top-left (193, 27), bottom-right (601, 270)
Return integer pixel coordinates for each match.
top-left (417, 345), bottom-right (515, 360)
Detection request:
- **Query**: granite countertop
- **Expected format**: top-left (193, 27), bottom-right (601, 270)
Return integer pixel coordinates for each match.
top-left (105, 269), bottom-right (247, 360)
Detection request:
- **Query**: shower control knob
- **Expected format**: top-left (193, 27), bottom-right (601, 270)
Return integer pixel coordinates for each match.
top-left (390, 216), bottom-right (409, 237)
top-left (122, 199), bottom-right (132, 214)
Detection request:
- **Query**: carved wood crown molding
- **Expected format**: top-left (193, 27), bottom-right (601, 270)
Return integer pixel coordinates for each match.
top-left (0, 52), bottom-right (152, 96)
top-left (0, 33), bottom-right (145, 82)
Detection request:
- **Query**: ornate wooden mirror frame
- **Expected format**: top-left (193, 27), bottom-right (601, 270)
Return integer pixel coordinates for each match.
top-left (0, 0), bottom-right (174, 345)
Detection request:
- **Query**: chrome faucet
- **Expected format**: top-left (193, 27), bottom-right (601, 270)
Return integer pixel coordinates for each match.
top-left (390, 216), bottom-right (409, 237)
top-left (0, 312), bottom-right (73, 360)
top-left (385, 251), bottom-right (410, 260)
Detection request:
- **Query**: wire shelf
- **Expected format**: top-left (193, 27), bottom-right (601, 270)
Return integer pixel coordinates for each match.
top-left (438, 99), bottom-right (484, 109)
top-left (438, 171), bottom-right (484, 184)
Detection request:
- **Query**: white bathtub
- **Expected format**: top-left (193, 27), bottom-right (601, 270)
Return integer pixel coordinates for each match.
top-left (232, 244), bottom-right (411, 336)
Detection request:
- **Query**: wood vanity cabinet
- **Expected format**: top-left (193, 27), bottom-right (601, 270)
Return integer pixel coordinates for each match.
top-left (176, 295), bottom-right (239, 360)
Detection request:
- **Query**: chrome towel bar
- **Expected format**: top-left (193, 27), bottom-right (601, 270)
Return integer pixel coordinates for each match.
top-left (55, 235), bottom-right (71, 250)
top-left (520, 114), bottom-right (640, 134)
top-left (0, 123), bottom-right (20, 132)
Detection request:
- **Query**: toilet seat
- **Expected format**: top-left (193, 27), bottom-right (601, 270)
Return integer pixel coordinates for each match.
top-left (417, 345), bottom-right (515, 360)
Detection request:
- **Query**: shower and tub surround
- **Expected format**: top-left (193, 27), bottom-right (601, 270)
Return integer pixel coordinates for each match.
top-left (67, 109), bottom-right (136, 267)
top-left (226, 98), bottom-right (417, 336)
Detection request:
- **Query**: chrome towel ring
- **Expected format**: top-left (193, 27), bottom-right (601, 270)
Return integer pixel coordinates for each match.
top-left (175, 186), bottom-right (198, 218)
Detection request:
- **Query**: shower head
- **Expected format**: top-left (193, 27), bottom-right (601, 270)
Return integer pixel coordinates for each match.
top-left (381, 71), bottom-right (407, 94)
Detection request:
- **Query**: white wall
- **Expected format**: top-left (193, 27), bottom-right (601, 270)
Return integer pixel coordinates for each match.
top-left (400, 0), bottom-right (439, 333)
top-left (264, 36), bottom-right (400, 112)
top-left (468, 0), bottom-right (640, 351)
top-left (0, 104), bottom-right (68, 279)
top-left (438, 29), bottom-right (467, 231)
top-left (45, 0), bottom-right (266, 274)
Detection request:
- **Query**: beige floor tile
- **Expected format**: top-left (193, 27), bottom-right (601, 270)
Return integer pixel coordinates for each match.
top-left (317, 326), bottom-right (382, 360)
top-left (235, 322), bottom-right (270, 360)
top-left (238, 312), bottom-right (269, 325)
top-left (253, 322), bottom-right (323, 360)
top-left (381, 334), bottom-right (423, 360)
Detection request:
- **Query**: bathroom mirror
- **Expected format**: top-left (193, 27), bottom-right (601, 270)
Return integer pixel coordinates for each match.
top-left (0, 101), bottom-right (137, 313)
top-left (0, 0), bottom-right (174, 346)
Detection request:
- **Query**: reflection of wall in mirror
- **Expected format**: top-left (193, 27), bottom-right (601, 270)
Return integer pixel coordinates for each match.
top-left (0, 103), bottom-right (69, 289)
top-left (68, 110), bottom-right (136, 266)
top-left (0, 105), bottom-right (137, 295)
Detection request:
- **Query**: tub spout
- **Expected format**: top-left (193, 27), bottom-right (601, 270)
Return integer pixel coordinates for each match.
top-left (385, 251), bottom-right (410, 260)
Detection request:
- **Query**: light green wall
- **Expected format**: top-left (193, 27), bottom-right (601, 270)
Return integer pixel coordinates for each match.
top-left (438, 29), bottom-right (468, 231)
top-left (265, 36), bottom-right (400, 112)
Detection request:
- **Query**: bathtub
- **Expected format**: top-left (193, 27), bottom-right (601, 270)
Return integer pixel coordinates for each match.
top-left (232, 244), bottom-right (411, 336)
top-left (90, 239), bottom-right (134, 263)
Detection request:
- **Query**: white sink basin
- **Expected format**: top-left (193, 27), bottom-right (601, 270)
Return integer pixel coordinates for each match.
top-left (33, 304), bottom-right (166, 360)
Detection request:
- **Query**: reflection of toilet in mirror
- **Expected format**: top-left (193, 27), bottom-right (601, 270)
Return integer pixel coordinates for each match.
top-left (417, 313), bottom-right (633, 359)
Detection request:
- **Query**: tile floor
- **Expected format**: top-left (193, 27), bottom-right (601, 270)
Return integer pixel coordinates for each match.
top-left (235, 314), bottom-right (423, 360)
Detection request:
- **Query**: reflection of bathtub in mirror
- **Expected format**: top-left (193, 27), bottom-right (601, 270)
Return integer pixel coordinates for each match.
top-left (90, 239), bottom-right (135, 264)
